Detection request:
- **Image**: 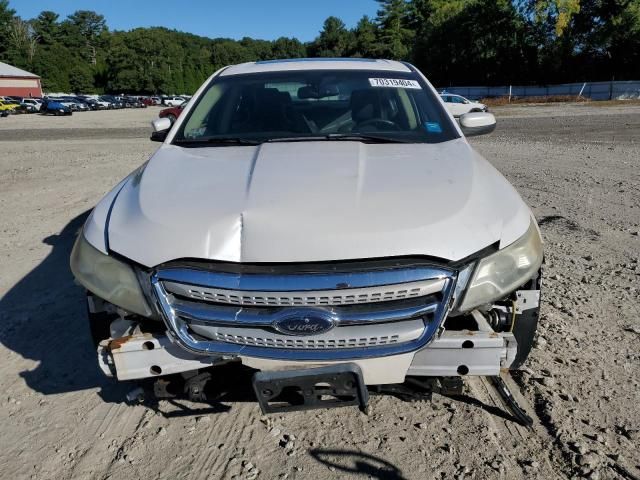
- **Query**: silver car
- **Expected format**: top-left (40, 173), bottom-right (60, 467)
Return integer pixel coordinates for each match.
top-left (71, 58), bottom-right (542, 414)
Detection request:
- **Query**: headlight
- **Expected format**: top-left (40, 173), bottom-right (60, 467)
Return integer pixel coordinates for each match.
top-left (457, 220), bottom-right (542, 312)
top-left (70, 234), bottom-right (152, 317)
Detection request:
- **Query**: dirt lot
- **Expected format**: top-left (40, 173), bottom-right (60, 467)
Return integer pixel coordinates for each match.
top-left (0, 103), bottom-right (638, 480)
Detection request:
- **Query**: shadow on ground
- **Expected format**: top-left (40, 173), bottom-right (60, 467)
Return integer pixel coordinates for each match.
top-left (310, 449), bottom-right (407, 480)
top-left (0, 210), bottom-right (128, 402)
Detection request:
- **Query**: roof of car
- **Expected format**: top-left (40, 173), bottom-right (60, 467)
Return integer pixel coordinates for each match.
top-left (220, 58), bottom-right (412, 76)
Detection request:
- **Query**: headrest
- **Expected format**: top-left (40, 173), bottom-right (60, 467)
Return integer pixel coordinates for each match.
top-left (255, 88), bottom-right (291, 107)
top-left (350, 89), bottom-right (382, 123)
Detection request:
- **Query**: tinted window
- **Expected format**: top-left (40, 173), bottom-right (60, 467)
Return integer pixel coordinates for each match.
top-left (174, 69), bottom-right (459, 145)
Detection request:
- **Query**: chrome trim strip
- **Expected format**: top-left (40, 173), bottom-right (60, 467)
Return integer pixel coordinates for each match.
top-left (156, 267), bottom-right (450, 292)
top-left (163, 278), bottom-right (446, 307)
top-left (189, 319), bottom-right (425, 349)
top-left (170, 297), bottom-right (438, 327)
top-left (151, 269), bottom-right (457, 361)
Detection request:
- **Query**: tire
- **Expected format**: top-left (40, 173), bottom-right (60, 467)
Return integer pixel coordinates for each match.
top-left (167, 114), bottom-right (176, 123)
top-left (510, 269), bottom-right (542, 369)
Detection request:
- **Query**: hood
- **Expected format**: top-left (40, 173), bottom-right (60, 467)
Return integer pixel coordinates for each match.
top-left (101, 139), bottom-right (531, 267)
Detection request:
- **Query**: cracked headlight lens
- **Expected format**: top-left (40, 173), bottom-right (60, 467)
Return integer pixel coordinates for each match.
top-left (457, 220), bottom-right (542, 312)
top-left (70, 234), bottom-right (152, 317)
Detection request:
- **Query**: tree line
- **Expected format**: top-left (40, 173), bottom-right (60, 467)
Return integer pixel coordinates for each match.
top-left (0, 0), bottom-right (638, 94)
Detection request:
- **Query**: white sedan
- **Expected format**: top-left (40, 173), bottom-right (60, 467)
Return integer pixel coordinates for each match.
top-left (440, 93), bottom-right (488, 117)
top-left (164, 96), bottom-right (186, 107)
top-left (72, 58), bottom-right (545, 418)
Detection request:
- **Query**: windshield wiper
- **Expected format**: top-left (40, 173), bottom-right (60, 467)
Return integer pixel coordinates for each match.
top-left (267, 133), bottom-right (412, 144)
top-left (173, 137), bottom-right (263, 147)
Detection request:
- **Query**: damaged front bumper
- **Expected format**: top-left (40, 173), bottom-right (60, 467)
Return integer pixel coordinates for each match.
top-left (98, 312), bottom-right (518, 385)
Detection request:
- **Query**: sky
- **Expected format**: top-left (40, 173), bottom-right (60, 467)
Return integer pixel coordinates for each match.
top-left (10, 0), bottom-right (379, 42)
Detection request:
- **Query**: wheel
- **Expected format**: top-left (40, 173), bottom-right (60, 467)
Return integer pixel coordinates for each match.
top-left (167, 114), bottom-right (176, 123)
top-left (510, 269), bottom-right (542, 369)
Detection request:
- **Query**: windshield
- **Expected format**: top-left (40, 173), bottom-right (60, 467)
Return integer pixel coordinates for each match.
top-left (173, 69), bottom-right (458, 145)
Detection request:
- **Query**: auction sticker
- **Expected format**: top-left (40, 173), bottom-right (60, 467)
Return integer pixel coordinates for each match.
top-left (369, 78), bottom-right (422, 89)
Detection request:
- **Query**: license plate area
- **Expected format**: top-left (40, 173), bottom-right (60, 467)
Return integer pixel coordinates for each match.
top-left (252, 363), bottom-right (369, 414)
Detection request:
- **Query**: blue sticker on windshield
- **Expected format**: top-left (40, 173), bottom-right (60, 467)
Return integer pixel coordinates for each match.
top-left (425, 122), bottom-right (442, 133)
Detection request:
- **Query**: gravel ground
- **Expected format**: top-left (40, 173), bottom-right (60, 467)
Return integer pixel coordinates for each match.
top-left (0, 104), bottom-right (638, 480)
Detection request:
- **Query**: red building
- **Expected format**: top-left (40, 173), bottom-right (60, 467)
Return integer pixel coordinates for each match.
top-left (0, 61), bottom-right (43, 98)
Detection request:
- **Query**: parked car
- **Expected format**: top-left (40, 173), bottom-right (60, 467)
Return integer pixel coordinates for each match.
top-left (100, 95), bottom-right (124, 109)
top-left (440, 93), bottom-right (488, 117)
top-left (62, 96), bottom-right (90, 111)
top-left (0, 100), bottom-right (19, 114)
top-left (125, 97), bottom-right (147, 108)
top-left (17, 101), bottom-right (39, 113)
top-left (141, 96), bottom-right (160, 106)
top-left (47, 97), bottom-right (80, 111)
top-left (95, 96), bottom-right (116, 109)
top-left (163, 96), bottom-right (185, 107)
top-left (22, 98), bottom-right (42, 109)
top-left (79, 97), bottom-right (103, 110)
top-left (71, 59), bottom-right (541, 415)
top-left (40, 98), bottom-right (72, 115)
top-left (159, 102), bottom-right (185, 123)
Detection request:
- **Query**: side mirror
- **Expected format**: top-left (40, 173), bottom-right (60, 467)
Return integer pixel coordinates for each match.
top-left (150, 117), bottom-right (172, 142)
top-left (459, 112), bottom-right (496, 137)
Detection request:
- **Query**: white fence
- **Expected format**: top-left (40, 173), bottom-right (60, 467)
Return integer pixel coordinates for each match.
top-left (439, 81), bottom-right (640, 101)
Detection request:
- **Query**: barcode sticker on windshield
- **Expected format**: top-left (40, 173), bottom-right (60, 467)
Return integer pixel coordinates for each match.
top-left (369, 78), bottom-right (422, 89)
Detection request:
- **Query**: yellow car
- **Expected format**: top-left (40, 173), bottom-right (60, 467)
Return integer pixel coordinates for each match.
top-left (0, 100), bottom-right (19, 113)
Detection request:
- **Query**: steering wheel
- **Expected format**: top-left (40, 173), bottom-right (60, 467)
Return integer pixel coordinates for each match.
top-left (356, 118), bottom-right (399, 131)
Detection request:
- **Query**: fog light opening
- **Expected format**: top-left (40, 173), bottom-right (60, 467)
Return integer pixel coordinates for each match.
top-left (150, 365), bottom-right (162, 375)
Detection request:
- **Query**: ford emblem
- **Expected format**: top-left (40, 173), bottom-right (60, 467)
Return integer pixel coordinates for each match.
top-left (273, 310), bottom-right (336, 336)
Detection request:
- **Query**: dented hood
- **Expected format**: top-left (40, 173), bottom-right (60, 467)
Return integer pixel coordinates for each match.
top-left (101, 139), bottom-right (531, 267)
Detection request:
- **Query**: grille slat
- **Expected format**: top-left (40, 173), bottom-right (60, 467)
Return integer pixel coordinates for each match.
top-left (163, 278), bottom-right (445, 307)
top-left (207, 332), bottom-right (401, 349)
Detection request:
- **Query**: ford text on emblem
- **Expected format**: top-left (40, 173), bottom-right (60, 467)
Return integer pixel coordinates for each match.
top-left (273, 310), bottom-right (336, 336)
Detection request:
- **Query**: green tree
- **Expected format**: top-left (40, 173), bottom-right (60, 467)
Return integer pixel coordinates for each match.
top-left (69, 65), bottom-right (94, 92)
top-left (6, 18), bottom-right (38, 66)
top-left (353, 15), bottom-right (378, 57)
top-left (3, 0), bottom-right (638, 95)
top-left (310, 16), bottom-right (352, 57)
top-left (376, 0), bottom-right (414, 59)
top-left (63, 10), bottom-right (106, 65)
top-left (0, 0), bottom-right (16, 59)
top-left (211, 40), bottom-right (256, 69)
top-left (31, 11), bottom-right (59, 47)
top-left (271, 37), bottom-right (307, 59)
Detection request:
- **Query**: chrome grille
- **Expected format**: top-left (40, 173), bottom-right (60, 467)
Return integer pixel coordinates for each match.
top-left (164, 278), bottom-right (446, 307)
top-left (189, 319), bottom-right (423, 349)
top-left (152, 263), bottom-right (457, 361)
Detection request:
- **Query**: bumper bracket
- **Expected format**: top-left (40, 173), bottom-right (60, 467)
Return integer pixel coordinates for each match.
top-left (253, 363), bottom-right (369, 414)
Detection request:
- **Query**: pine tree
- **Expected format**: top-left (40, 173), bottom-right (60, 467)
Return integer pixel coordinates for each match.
top-left (376, 0), bottom-right (414, 60)
top-left (311, 16), bottom-right (351, 57)
top-left (353, 15), bottom-right (378, 57)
